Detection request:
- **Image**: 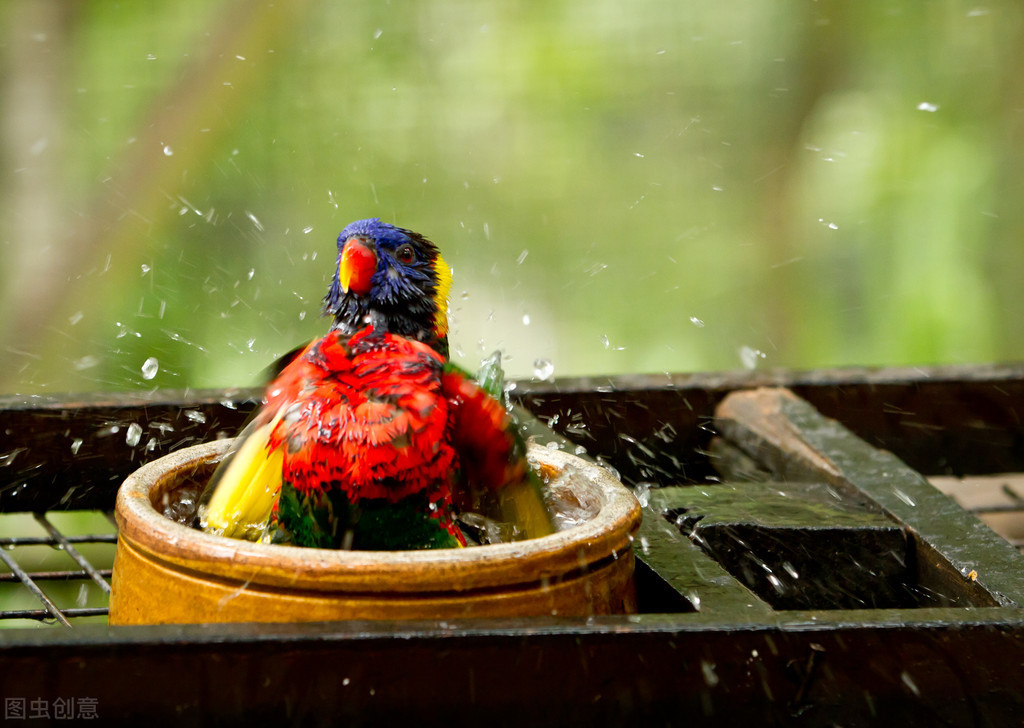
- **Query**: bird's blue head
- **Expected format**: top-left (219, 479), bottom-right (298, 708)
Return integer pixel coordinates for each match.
top-left (324, 218), bottom-right (452, 355)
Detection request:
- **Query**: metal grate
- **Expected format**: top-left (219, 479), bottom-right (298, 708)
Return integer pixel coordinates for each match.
top-left (0, 512), bottom-right (116, 627)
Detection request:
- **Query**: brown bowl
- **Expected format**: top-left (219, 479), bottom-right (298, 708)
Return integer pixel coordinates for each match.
top-left (110, 440), bottom-right (641, 624)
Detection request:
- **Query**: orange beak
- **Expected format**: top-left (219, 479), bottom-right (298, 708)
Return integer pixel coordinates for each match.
top-left (338, 238), bottom-right (377, 295)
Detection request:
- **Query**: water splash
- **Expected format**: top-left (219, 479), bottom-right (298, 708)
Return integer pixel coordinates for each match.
top-left (125, 423), bottom-right (143, 447)
top-left (700, 660), bottom-right (719, 687)
top-left (739, 345), bottom-right (766, 370)
top-left (141, 357), bottom-right (159, 380)
top-left (533, 358), bottom-right (554, 381)
top-left (632, 482), bottom-right (651, 508)
top-left (900, 671), bottom-right (920, 696)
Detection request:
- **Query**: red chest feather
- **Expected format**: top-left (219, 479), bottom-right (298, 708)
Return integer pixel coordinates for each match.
top-left (263, 329), bottom-right (455, 502)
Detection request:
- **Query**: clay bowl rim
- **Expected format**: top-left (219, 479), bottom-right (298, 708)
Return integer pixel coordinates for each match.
top-left (115, 440), bottom-right (642, 594)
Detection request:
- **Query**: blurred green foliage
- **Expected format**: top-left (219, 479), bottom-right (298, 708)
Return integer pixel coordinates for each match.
top-left (2, 0), bottom-right (1022, 392)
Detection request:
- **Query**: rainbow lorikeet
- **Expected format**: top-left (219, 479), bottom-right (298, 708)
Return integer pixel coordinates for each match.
top-left (199, 219), bottom-right (554, 550)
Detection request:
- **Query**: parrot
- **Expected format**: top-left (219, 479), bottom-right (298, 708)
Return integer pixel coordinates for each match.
top-left (198, 219), bottom-right (554, 550)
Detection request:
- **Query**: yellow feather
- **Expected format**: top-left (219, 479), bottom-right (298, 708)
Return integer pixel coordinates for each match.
top-left (433, 254), bottom-right (452, 339)
top-left (495, 477), bottom-right (556, 540)
top-left (202, 417), bottom-right (284, 540)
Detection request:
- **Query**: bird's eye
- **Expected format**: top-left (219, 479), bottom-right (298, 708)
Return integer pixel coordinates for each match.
top-left (395, 244), bottom-right (416, 264)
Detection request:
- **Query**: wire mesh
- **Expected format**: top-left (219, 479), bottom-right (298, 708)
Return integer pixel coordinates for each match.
top-left (0, 512), bottom-right (116, 628)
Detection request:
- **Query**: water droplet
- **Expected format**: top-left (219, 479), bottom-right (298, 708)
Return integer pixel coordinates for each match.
top-left (916, 101), bottom-right (939, 113)
top-left (73, 355), bottom-right (99, 371)
top-left (689, 316), bottom-right (705, 328)
top-left (632, 482), bottom-right (651, 508)
top-left (533, 358), bottom-right (554, 381)
top-left (600, 334), bottom-right (626, 351)
top-left (70, 438), bottom-right (83, 455)
top-left (140, 263), bottom-right (151, 275)
top-left (522, 314), bottom-right (531, 326)
top-left (700, 660), bottom-right (719, 687)
top-left (597, 459), bottom-right (621, 481)
top-left (739, 345), bottom-right (766, 370)
top-left (141, 357), bottom-right (159, 380)
top-left (900, 671), bottom-right (920, 696)
top-left (516, 250), bottom-right (529, 265)
top-left (303, 226), bottom-right (313, 234)
top-left (892, 487), bottom-right (916, 507)
top-left (185, 410), bottom-right (207, 424)
top-left (125, 423), bottom-right (143, 447)
top-left (373, 28), bottom-right (383, 39)
top-left (246, 212), bottom-right (263, 232)
top-left (162, 145), bottom-right (173, 156)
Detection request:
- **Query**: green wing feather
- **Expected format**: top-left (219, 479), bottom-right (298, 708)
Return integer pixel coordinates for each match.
top-left (452, 351), bottom-right (555, 541)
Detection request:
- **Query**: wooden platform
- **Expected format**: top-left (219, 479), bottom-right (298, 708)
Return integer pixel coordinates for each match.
top-left (3, 364), bottom-right (1024, 726)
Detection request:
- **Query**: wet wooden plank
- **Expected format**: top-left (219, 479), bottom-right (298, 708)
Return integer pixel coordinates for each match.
top-left (0, 376), bottom-right (1023, 722)
top-left (520, 362), bottom-right (1024, 482)
top-left (0, 389), bottom-right (260, 513)
top-left (633, 496), bottom-right (772, 616)
top-left (4, 363), bottom-right (1024, 512)
top-left (650, 482), bottom-right (934, 611)
top-left (2, 616), bottom-right (1024, 726)
top-left (713, 387), bottom-right (1024, 608)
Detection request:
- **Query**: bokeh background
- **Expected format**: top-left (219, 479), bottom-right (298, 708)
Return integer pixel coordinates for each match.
top-left (2, 0), bottom-right (1023, 394)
